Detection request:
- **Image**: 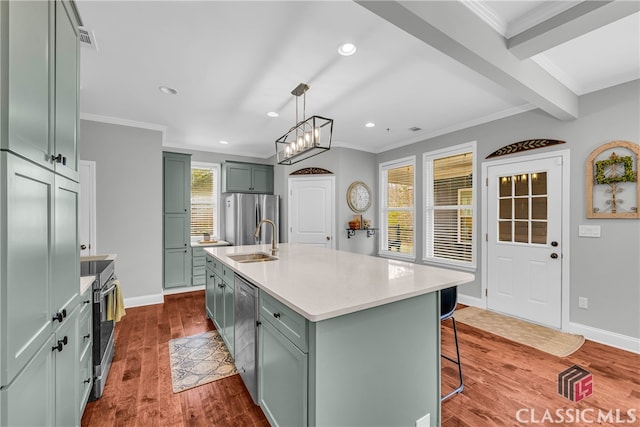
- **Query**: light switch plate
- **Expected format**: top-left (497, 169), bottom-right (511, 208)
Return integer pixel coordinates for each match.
top-left (578, 225), bottom-right (601, 237)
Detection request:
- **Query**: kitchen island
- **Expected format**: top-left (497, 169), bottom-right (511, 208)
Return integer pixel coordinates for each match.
top-left (205, 243), bottom-right (474, 427)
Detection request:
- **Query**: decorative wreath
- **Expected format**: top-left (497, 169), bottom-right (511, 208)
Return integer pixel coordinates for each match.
top-left (595, 155), bottom-right (636, 185)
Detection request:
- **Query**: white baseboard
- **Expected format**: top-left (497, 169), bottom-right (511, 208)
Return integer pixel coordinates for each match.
top-left (568, 322), bottom-right (640, 354)
top-left (123, 293), bottom-right (164, 309)
top-left (163, 285), bottom-right (205, 295)
top-left (457, 293), bottom-right (483, 307)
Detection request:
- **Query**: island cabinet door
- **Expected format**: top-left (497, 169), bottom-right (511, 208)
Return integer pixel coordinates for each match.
top-left (205, 271), bottom-right (215, 320)
top-left (213, 273), bottom-right (225, 332)
top-left (259, 320), bottom-right (308, 427)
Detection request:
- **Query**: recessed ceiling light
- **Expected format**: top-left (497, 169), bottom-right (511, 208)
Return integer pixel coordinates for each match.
top-left (338, 42), bottom-right (357, 56)
top-left (267, 111), bottom-right (279, 118)
top-left (158, 86), bottom-right (178, 95)
top-left (219, 140), bottom-right (229, 145)
top-left (365, 122), bottom-right (375, 128)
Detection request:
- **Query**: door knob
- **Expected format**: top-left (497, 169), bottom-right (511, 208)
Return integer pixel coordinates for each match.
top-left (550, 253), bottom-right (559, 259)
top-left (80, 244), bottom-right (87, 250)
top-left (326, 236), bottom-right (331, 241)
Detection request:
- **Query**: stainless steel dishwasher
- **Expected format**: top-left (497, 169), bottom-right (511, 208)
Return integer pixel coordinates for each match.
top-left (234, 275), bottom-right (259, 404)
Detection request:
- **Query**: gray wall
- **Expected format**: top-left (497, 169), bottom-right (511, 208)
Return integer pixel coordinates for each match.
top-left (79, 120), bottom-right (164, 301)
top-left (376, 80), bottom-right (640, 339)
top-left (273, 147), bottom-right (378, 255)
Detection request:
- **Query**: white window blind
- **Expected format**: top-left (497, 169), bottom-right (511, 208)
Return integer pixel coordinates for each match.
top-left (379, 156), bottom-right (415, 259)
top-left (424, 142), bottom-right (476, 268)
top-left (191, 163), bottom-right (220, 238)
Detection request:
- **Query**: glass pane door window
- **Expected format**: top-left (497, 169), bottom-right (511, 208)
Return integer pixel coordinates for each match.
top-left (498, 172), bottom-right (548, 244)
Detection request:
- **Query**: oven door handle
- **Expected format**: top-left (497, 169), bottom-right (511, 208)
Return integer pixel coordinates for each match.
top-left (100, 282), bottom-right (117, 299)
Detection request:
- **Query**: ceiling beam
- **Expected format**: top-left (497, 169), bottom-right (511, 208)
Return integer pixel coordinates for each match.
top-left (356, 0), bottom-right (579, 120)
top-left (507, 1), bottom-right (640, 60)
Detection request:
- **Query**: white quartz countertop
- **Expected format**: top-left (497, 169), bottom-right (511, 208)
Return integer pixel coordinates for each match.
top-left (205, 243), bottom-right (475, 322)
top-left (80, 253), bottom-right (118, 262)
top-left (80, 275), bottom-right (95, 295)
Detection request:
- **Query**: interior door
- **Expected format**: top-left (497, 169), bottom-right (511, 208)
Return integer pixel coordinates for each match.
top-left (79, 160), bottom-right (96, 256)
top-left (288, 177), bottom-right (334, 248)
top-left (487, 156), bottom-right (562, 328)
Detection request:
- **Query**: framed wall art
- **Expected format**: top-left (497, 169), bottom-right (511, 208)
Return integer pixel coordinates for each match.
top-left (586, 140), bottom-right (639, 219)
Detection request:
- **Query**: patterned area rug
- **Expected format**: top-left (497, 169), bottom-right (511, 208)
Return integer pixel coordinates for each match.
top-left (454, 306), bottom-right (585, 357)
top-left (168, 330), bottom-right (237, 393)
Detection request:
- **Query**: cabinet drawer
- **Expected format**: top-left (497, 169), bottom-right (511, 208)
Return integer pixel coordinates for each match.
top-left (79, 288), bottom-right (93, 318)
top-left (192, 247), bottom-right (205, 258)
top-left (79, 340), bottom-right (92, 413)
top-left (192, 265), bottom-right (206, 277)
top-left (79, 303), bottom-right (92, 357)
top-left (206, 255), bottom-right (223, 276)
top-left (260, 291), bottom-right (308, 352)
top-left (192, 256), bottom-right (206, 268)
top-left (192, 274), bottom-right (205, 286)
top-left (222, 265), bottom-right (234, 284)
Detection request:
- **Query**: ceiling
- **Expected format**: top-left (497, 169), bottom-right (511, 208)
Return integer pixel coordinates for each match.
top-left (76, 1), bottom-right (639, 158)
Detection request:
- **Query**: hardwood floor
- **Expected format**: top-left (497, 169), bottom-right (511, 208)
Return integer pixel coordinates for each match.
top-left (82, 291), bottom-right (639, 427)
top-left (81, 291), bottom-right (269, 427)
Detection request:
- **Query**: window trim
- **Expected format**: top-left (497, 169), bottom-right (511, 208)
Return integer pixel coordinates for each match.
top-left (378, 155), bottom-right (416, 261)
top-left (190, 161), bottom-right (221, 241)
top-left (422, 141), bottom-right (477, 270)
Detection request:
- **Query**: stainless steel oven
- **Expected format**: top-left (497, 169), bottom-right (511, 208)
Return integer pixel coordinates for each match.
top-left (80, 259), bottom-right (117, 401)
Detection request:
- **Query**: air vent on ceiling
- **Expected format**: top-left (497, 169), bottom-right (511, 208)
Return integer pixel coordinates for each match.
top-left (409, 126), bottom-right (422, 132)
top-left (79, 28), bottom-right (98, 51)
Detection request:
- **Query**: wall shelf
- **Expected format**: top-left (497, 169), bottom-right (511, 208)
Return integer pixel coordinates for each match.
top-left (346, 228), bottom-right (378, 238)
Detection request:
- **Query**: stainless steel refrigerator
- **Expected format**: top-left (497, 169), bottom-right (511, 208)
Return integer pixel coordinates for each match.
top-left (224, 193), bottom-right (279, 246)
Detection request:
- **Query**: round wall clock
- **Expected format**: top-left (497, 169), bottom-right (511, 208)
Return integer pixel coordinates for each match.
top-left (347, 181), bottom-right (372, 213)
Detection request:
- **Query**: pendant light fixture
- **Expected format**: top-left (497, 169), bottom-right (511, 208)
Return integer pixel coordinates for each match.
top-left (275, 83), bottom-right (333, 165)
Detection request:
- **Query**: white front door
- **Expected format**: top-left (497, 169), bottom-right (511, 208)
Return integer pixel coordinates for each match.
top-left (486, 156), bottom-right (563, 328)
top-left (288, 176), bottom-right (334, 248)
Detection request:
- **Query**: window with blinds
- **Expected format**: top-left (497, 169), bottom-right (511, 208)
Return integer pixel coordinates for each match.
top-left (190, 163), bottom-right (220, 238)
top-left (424, 142), bottom-right (476, 268)
top-left (379, 156), bottom-right (415, 259)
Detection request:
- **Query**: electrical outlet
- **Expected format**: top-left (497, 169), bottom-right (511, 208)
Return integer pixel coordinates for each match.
top-left (416, 413), bottom-right (430, 427)
top-left (578, 297), bottom-right (588, 309)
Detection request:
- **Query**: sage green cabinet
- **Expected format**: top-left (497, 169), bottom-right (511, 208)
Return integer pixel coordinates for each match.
top-left (1, 152), bottom-right (55, 386)
top-left (208, 257), bottom-right (234, 357)
top-left (163, 152), bottom-right (191, 214)
top-left (52, 174), bottom-right (80, 322)
top-left (163, 152), bottom-right (191, 288)
top-left (1, 0), bottom-right (81, 181)
top-left (0, 305), bottom-right (81, 427)
top-left (54, 305), bottom-right (80, 427)
top-left (164, 248), bottom-right (190, 289)
top-left (259, 303), bottom-right (308, 427)
top-left (205, 268), bottom-right (216, 320)
top-left (0, 335), bottom-right (55, 427)
top-left (222, 161), bottom-right (274, 194)
top-left (78, 287), bottom-right (93, 415)
top-left (53, 0), bottom-right (81, 181)
top-left (192, 247), bottom-right (206, 286)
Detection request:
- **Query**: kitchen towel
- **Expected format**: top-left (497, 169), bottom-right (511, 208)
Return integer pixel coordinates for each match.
top-left (106, 279), bottom-right (126, 322)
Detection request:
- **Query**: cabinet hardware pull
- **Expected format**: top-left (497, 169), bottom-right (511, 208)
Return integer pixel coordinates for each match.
top-left (83, 334), bottom-right (90, 340)
top-left (83, 299), bottom-right (91, 304)
top-left (273, 312), bottom-right (281, 319)
top-left (62, 308), bottom-right (67, 318)
top-left (52, 342), bottom-right (63, 352)
top-left (84, 378), bottom-right (91, 384)
top-left (52, 312), bottom-right (64, 323)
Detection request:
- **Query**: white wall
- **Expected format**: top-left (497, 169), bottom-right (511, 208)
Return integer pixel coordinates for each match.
top-left (376, 80), bottom-right (640, 346)
top-left (79, 120), bottom-right (164, 305)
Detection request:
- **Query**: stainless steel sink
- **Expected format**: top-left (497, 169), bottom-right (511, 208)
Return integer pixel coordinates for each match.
top-left (227, 252), bottom-right (278, 263)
